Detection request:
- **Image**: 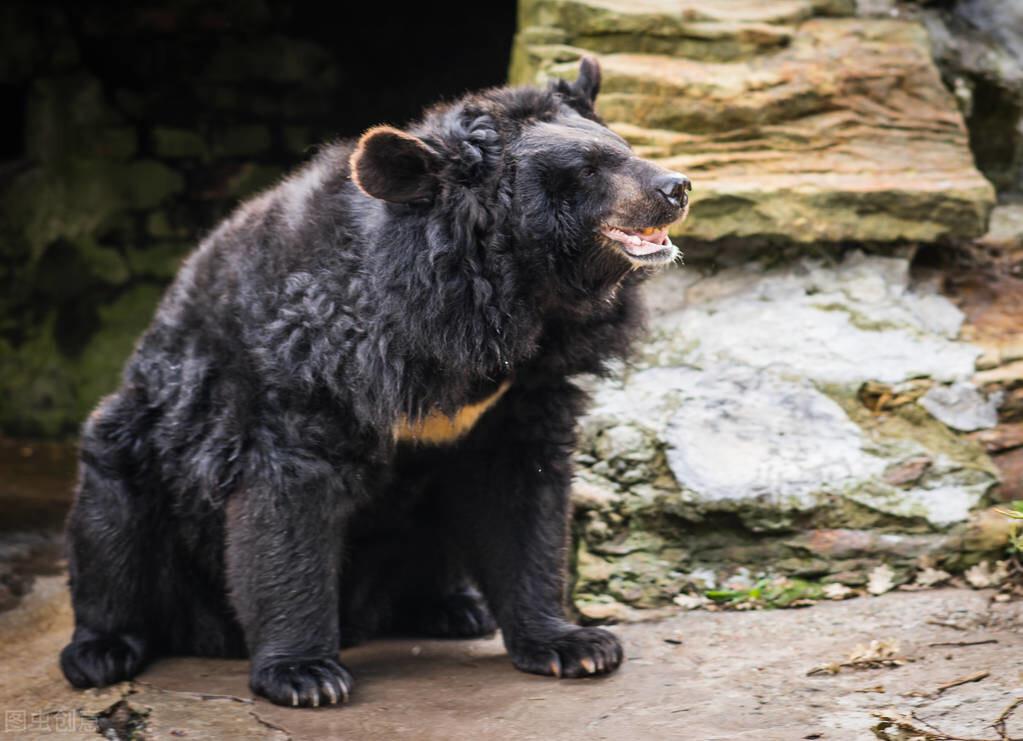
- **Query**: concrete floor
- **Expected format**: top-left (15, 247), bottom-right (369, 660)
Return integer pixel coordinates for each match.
top-left (1, 575), bottom-right (1021, 740)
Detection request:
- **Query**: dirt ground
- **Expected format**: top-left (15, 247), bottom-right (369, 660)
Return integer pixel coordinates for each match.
top-left (0, 574), bottom-right (1021, 740)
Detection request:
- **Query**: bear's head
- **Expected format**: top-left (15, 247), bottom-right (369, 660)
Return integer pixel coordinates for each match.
top-left (349, 57), bottom-right (690, 301)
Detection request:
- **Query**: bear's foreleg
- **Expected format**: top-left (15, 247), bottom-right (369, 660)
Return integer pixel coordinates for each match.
top-left (449, 384), bottom-right (624, 678)
top-left (60, 459), bottom-right (156, 688)
top-left (225, 475), bottom-right (355, 708)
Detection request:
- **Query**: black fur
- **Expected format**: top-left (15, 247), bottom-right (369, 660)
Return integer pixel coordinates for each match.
top-left (60, 58), bottom-right (688, 707)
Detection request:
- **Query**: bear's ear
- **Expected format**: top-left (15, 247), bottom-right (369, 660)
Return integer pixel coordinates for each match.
top-left (573, 56), bottom-right (601, 105)
top-left (350, 126), bottom-right (440, 204)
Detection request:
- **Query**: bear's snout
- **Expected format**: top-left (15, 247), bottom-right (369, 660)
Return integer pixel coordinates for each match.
top-left (653, 172), bottom-right (691, 210)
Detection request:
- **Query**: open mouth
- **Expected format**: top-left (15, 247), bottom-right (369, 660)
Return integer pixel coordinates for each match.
top-left (599, 224), bottom-right (679, 266)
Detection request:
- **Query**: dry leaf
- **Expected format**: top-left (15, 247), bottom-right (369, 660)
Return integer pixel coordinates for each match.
top-left (823, 583), bottom-right (854, 600)
top-left (848, 638), bottom-right (901, 664)
top-left (964, 560), bottom-right (1010, 589)
top-left (867, 564), bottom-right (896, 595)
top-left (807, 638), bottom-right (909, 676)
top-left (915, 567), bottom-right (951, 588)
top-left (672, 593), bottom-right (710, 610)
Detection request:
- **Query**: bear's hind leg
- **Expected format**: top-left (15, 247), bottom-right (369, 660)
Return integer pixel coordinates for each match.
top-left (397, 586), bottom-right (497, 640)
top-left (61, 459), bottom-right (158, 688)
top-left (344, 504), bottom-right (496, 642)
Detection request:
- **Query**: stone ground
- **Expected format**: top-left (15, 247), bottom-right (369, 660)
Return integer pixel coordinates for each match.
top-left (1, 439), bottom-right (1021, 740)
top-left (1, 574), bottom-right (1022, 740)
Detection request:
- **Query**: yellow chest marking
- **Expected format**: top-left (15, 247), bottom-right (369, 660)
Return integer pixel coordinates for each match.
top-left (393, 380), bottom-right (511, 445)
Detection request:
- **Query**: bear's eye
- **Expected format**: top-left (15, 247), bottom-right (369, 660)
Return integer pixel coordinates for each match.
top-left (581, 166), bottom-right (598, 179)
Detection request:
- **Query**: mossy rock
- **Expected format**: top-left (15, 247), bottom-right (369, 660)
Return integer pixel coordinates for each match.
top-left (210, 126), bottom-right (272, 158)
top-left (0, 320), bottom-right (77, 437)
top-left (205, 36), bottom-right (336, 84)
top-left (67, 283), bottom-right (164, 422)
top-left (152, 127), bottom-right (207, 159)
top-left (125, 242), bottom-right (192, 280)
top-left (35, 237), bottom-right (130, 300)
top-left (0, 284), bottom-right (164, 435)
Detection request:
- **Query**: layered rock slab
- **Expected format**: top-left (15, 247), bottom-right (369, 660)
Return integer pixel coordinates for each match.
top-left (511, 0), bottom-right (995, 243)
top-left (570, 254), bottom-right (1005, 618)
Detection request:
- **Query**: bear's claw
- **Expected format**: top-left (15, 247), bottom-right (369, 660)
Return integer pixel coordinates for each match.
top-left (250, 656), bottom-right (354, 708)
top-left (60, 634), bottom-right (148, 688)
top-left (511, 627), bottom-right (623, 679)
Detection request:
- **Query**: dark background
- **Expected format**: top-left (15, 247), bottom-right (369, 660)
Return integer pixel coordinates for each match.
top-left (0, 0), bottom-right (517, 436)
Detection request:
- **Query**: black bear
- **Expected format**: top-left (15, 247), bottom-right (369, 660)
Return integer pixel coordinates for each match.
top-left (60, 57), bottom-right (690, 708)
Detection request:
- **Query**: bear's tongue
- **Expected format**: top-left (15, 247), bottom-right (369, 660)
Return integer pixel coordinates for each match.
top-left (601, 226), bottom-right (671, 256)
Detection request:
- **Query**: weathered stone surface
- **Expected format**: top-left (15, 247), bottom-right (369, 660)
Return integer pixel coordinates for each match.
top-left (511, 0), bottom-right (995, 243)
top-left (920, 1), bottom-right (1023, 191)
top-left (4, 564), bottom-right (1023, 741)
top-left (919, 381), bottom-right (1000, 432)
top-left (640, 251), bottom-right (979, 384)
top-left (949, 229), bottom-right (1023, 372)
top-left (572, 253), bottom-right (1002, 614)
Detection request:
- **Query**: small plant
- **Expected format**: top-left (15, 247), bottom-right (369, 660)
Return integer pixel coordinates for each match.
top-left (704, 577), bottom-right (825, 609)
top-left (995, 501), bottom-right (1023, 588)
top-left (997, 500), bottom-right (1023, 554)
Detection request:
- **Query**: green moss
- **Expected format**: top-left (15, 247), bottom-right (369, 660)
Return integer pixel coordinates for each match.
top-left (144, 211), bottom-right (190, 240)
top-left (92, 127), bottom-right (138, 160)
top-left (210, 126), bottom-right (272, 158)
top-left (152, 127), bottom-right (207, 158)
top-left (223, 163), bottom-right (282, 199)
top-left (205, 36), bottom-right (334, 84)
top-left (0, 318), bottom-right (76, 437)
top-left (811, 302), bottom-right (904, 332)
top-left (2, 158), bottom-right (183, 266)
top-left (119, 160), bottom-right (185, 209)
top-left (705, 577), bottom-right (827, 608)
top-left (67, 284), bottom-right (163, 422)
top-left (0, 284), bottom-right (164, 434)
top-left (64, 237), bottom-right (130, 288)
top-left (125, 242), bottom-right (191, 280)
top-left (25, 75), bottom-right (113, 162)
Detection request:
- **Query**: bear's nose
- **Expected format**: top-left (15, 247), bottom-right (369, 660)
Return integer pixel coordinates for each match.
top-left (654, 173), bottom-right (691, 207)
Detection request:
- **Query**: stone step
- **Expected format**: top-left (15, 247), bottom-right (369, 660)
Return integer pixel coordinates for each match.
top-left (511, 2), bottom-right (995, 243)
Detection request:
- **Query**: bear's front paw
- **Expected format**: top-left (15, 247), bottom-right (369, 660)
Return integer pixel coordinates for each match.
top-left (60, 633), bottom-right (148, 688)
top-left (510, 627), bottom-right (623, 678)
top-left (250, 656), bottom-right (354, 708)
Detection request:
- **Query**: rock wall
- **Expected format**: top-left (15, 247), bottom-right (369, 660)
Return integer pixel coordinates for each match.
top-left (909, 0), bottom-right (1023, 193)
top-left (510, 0), bottom-right (996, 244)
top-left (0, 1), bottom-right (514, 436)
top-left (508, 0), bottom-right (1023, 617)
top-left (570, 251), bottom-right (1017, 619)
